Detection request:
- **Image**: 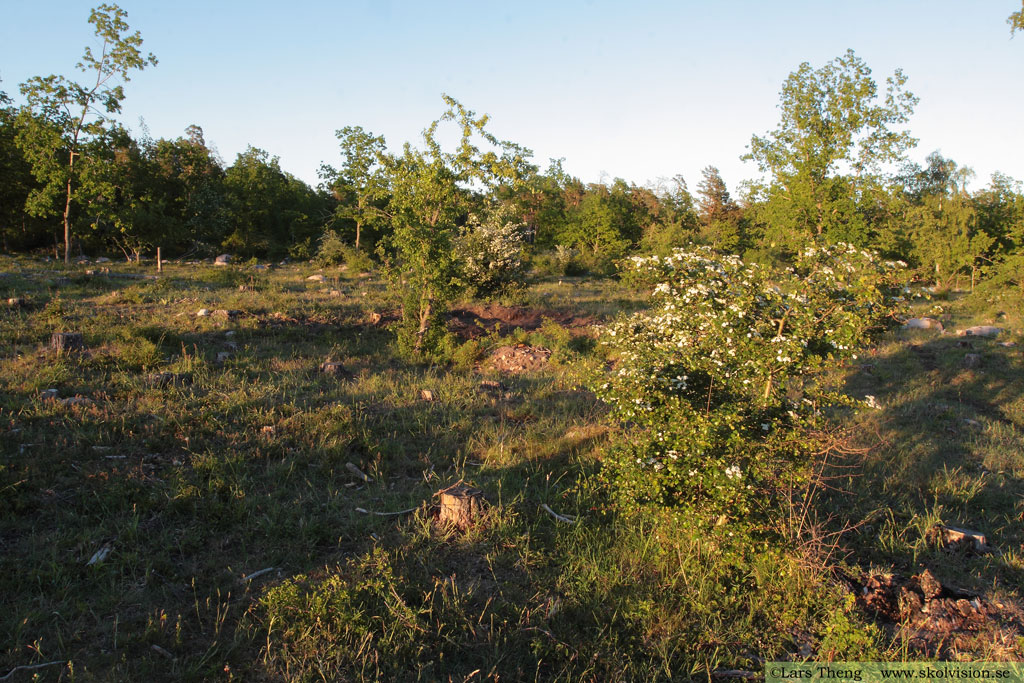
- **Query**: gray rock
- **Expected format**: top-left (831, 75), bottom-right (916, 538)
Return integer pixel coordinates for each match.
top-left (902, 317), bottom-right (943, 332)
top-left (214, 254), bottom-right (232, 266)
top-left (958, 325), bottom-right (1002, 337)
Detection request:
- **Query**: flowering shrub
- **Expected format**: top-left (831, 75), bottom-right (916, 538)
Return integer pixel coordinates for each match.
top-left (594, 244), bottom-right (905, 525)
top-left (457, 204), bottom-right (530, 296)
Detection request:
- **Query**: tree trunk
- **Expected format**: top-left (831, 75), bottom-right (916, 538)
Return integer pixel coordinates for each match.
top-left (437, 483), bottom-right (485, 530)
top-left (63, 151), bottom-right (74, 264)
top-left (51, 332), bottom-right (85, 353)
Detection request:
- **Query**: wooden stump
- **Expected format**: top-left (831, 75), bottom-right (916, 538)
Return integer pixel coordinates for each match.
top-left (51, 332), bottom-right (84, 353)
top-left (437, 483), bottom-right (485, 531)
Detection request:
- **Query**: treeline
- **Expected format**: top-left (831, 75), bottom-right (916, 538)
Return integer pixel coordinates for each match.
top-left (1, 6), bottom-right (1023, 291)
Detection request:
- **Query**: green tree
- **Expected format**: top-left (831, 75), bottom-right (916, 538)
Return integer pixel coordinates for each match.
top-left (1009, 0), bottom-right (1024, 35)
top-left (380, 95), bottom-right (533, 355)
top-left (744, 49), bottom-right (917, 246)
top-left (321, 126), bottom-right (388, 251)
top-left (0, 87), bottom-right (41, 252)
top-left (16, 3), bottom-right (156, 263)
top-left (223, 147), bottom-right (325, 258)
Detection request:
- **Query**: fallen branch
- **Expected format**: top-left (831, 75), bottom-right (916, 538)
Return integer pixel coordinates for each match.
top-left (355, 506), bottom-right (418, 517)
top-left (0, 661), bottom-right (66, 681)
top-left (241, 567), bottom-right (280, 583)
top-left (540, 503), bottom-right (576, 524)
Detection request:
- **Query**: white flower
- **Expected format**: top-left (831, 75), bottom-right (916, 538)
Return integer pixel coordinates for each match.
top-left (725, 465), bottom-right (742, 480)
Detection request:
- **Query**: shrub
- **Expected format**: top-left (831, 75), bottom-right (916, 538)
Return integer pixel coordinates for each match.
top-left (593, 244), bottom-right (905, 528)
top-left (456, 204), bottom-right (529, 296)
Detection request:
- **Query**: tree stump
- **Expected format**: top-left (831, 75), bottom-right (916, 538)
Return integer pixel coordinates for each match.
top-left (51, 332), bottom-right (84, 353)
top-left (437, 483), bottom-right (485, 531)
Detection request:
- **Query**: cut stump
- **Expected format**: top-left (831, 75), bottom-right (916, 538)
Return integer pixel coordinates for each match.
top-left (437, 483), bottom-right (485, 531)
top-left (51, 332), bottom-right (84, 353)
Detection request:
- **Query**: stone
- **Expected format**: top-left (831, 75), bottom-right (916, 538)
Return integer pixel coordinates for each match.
top-left (196, 308), bottom-right (210, 317)
top-left (61, 396), bottom-right (94, 407)
top-left (212, 309), bottom-right (239, 318)
top-left (95, 257), bottom-right (111, 263)
top-left (916, 569), bottom-right (943, 601)
top-left (216, 351), bottom-right (232, 363)
top-left (329, 289), bottom-right (341, 297)
top-left (963, 353), bottom-right (982, 369)
top-left (306, 273), bottom-right (326, 282)
top-left (957, 325), bottom-right (1002, 337)
top-left (214, 254), bottom-right (232, 266)
top-left (7, 297), bottom-right (24, 307)
top-left (940, 525), bottom-right (994, 553)
top-left (367, 312), bottom-right (382, 326)
top-left (319, 361), bottom-right (352, 378)
top-left (420, 389), bottom-right (435, 401)
top-left (40, 388), bottom-right (59, 401)
top-left (999, 341), bottom-right (1016, 347)
top-left (902, 317), bottom-right (944, 332)
top-left (253, 264), bottom-right (268, 271)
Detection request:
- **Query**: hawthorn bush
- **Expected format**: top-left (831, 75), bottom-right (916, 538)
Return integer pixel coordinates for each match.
top-left (595, 244), bottom-right (906, 528)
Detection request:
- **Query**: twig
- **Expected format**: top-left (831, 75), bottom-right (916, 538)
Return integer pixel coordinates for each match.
top-left (241, 567), bottom-right (280, 583)
top-left (355, 507), bottom-right (417, 517)
top-left (345, 462), bottom-right (372, 482)
top-left (0, 661), bottom-right (66, 681)
top-left (540, 503), bottom-right (576, 524)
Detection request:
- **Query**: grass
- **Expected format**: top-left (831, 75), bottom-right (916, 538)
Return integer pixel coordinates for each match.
top-left (0, 257), bottom-right (1020, 681)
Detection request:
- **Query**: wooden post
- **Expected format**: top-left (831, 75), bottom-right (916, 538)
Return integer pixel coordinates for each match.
top-left (157, 247), bottom-right (162, 273)
top-left (437, 483), bottom-right (485, 530)
top-left (51, 332), bottom-right (85, 353)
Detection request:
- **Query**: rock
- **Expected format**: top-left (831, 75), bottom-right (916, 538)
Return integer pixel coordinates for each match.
top-left (40, 388), bottom-right (59, 401)
top-left (367, 312), bottom-right (382, 326)
top-left (329, 289), bottom-right (341, 297)
top-left (420, 389), bottom-right (435, 401)
top-left (61, 396), bottom-right (94, 407)
top-left (963, 353), bottom-right (982, 369)
top-left (358, 272), bottom-right (371, 278)
top-left (940, 525), bottom-right (994, 553)
top-left (147, 372), bottom-right (191, 388)
top-left (7, 297), bottom-right (24, 307)
top-left (306, 274), bottom-right (326, 282)
top-left (902, 317), bottom-right (944, 332)
top-left (319, 361), bottom-right (353, 378)
top-left (957, 325), bottom-right (1002, 337)
top-left (214, 254), bottom-right (232, 266)
top-left (95, 257), bottom-right (111, 263)
top-left (196, 308), bottom-right (210, 317)
top-left (216, 351), bottom-right (232, 363)
top-left (253, 264), bottom-right (268, 271)
top-left (51, 331), bottom-right (85, 353)
top-left (999, 341), bottom-right (1016, 347)
top-left (212, 309), bottom-right (239, 318)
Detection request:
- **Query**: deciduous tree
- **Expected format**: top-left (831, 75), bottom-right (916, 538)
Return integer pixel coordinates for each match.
top-left (16, 4), bottom-right (156, 263)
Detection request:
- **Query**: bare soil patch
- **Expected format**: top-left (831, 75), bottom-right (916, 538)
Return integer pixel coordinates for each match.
top-left (487, 344), bottom-right (553, 373)
top-left (447, 304), bottom-right (596, 340)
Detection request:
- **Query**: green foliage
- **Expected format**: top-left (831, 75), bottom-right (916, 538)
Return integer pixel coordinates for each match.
top-left (1009, 0), bottom-right (1024, 35)
top-left (744, 49), bottom-right (917, 246)
top-left (380, 95), bottom-right (534, 356)
top-left (16, 3), bottom-right (157, 263)
top-left (456, 203), bottom-right (529, 297)
top-left (595, 245), bottom-right (906, 525)
top-left (320, 126), bottom-right (388, 251)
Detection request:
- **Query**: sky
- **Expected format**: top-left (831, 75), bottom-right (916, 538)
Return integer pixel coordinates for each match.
top-left (2, 1), bottom-right (1022, 195)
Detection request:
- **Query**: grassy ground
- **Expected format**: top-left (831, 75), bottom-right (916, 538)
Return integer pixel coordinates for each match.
top-left (0, 257), bottom-right (1020, 681)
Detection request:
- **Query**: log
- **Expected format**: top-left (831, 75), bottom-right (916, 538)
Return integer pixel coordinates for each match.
top-left (51, 332), bottom-right (84, 353)
top-left (437, 483), bottom-right (485, 531)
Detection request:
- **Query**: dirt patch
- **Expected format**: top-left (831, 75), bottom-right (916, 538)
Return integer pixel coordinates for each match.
top-left (487, 344), bottom-right (552, 373)
top-left (841, 569), bottom-right (1023, 657)
top-left (448, 304), bottom-right (596, 340)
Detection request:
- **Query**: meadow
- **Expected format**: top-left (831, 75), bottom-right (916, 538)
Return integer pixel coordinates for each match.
top-left (1, 256), bottom-right (1021, 681)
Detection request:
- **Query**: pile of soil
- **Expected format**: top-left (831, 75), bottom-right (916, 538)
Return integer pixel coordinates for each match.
top-left (841, 569), bottom-right (1023, 657)
top-left (487, 344), bottom-right (552, 373)
top-left (448, 304), bottom-right (595, 340)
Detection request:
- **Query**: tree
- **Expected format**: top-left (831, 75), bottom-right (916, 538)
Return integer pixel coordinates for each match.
top-left (0, 87), bottom-right (41, 252)
top-left (16, 4), bottom-right (156, 263)
top-left (380, 95), bottom-right (533, 355)
top-left (321, 126), bottom-right (388, 251)
top-left (1010, 1), bottom-right (1024, 35)
top-left (696, 166), bottom-right (744, 251)
top-left (744, 50), bottom-right (917, 245)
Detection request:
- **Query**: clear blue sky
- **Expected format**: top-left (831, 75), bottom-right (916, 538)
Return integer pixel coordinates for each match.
top-left (2, 1), bottom-right (1022, 195)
